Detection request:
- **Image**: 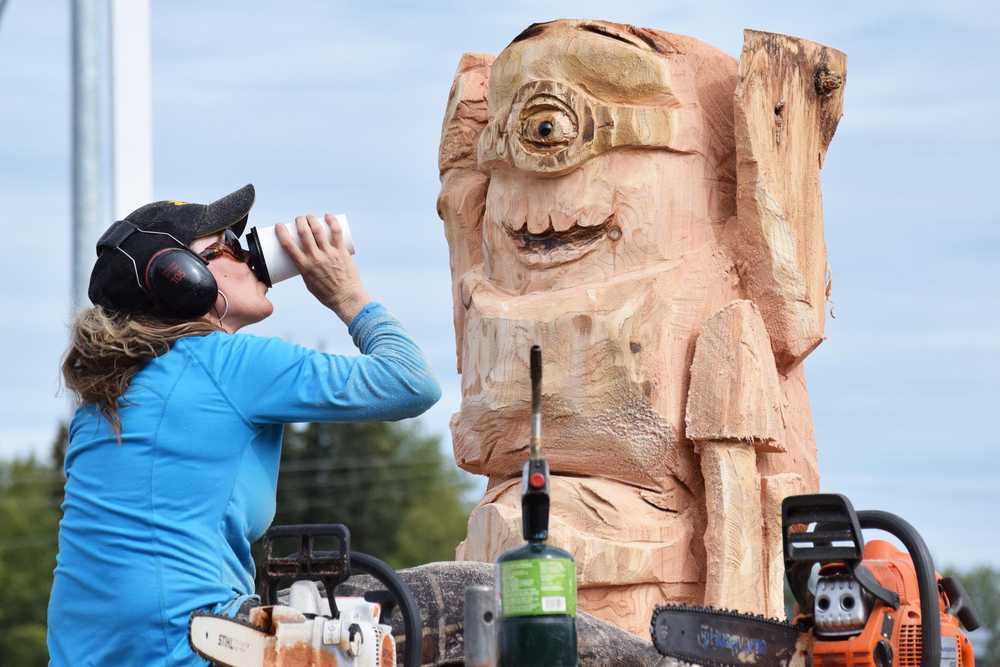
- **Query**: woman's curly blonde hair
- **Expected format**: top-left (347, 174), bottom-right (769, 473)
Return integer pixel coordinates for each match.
top-left (62, 307), bottom-right (220, 438)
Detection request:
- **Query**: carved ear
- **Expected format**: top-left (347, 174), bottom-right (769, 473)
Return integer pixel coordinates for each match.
top-left (730, 30), bottom-right (846, 370)
top-left (438, 52), bottom-right (494, 373)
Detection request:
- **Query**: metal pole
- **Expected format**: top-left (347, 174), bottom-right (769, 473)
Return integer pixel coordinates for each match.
top-left (109, 0), bottom-right (152, 220)
top-left (71, 0), bottom-right (108, 314)
top-left (529, 345), bottom-right (542, 459)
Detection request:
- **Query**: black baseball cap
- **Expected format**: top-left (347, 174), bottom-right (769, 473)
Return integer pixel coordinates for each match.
top-left (88, 184), bottom-right (256, 315)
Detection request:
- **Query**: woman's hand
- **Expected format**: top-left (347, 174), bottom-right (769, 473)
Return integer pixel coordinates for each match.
top-left (275, 214), bottom-right (372, 325)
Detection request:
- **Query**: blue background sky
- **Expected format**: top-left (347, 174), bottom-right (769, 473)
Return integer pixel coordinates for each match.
top-left (1, 1), bottom-right (996, 570)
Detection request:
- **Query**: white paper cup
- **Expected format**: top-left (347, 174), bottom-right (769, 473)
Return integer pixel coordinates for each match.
top-left (246, 214), bottom-right (354, 286)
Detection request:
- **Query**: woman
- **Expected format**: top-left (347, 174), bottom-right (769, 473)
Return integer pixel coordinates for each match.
top-left (47, 184), bottom-right (441, 665)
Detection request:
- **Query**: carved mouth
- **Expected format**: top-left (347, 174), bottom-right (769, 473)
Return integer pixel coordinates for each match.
top-left (504, 214), bottom-right (616, 266)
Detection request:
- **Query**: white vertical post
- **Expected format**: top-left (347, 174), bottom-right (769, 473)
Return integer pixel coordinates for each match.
top-left (109, 0), bottom-right (153, 220)
top-left (72, 0), bottom-right (109, 314)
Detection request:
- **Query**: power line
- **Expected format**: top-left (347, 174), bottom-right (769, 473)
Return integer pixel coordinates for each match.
top-left (276, 471), bottom-right (470, 493)
top-left (2, 457), bottom-right (476, 486)
top-left (0, 461), bottom-right (481, 490)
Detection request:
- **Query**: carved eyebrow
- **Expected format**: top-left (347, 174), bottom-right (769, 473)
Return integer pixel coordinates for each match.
top-left (578, 23), bottom-right (648, 50)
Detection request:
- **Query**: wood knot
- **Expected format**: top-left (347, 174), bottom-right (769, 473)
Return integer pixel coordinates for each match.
top-left (773, 100), bottom-right (785, 146)
top-left (814, 66), bottom-right (843, 96)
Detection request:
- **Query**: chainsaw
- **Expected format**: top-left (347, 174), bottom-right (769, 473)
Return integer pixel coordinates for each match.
top-left (188, 524), bottom-right (422, 667)
top-left (651, 493), bottom-right (981, 667)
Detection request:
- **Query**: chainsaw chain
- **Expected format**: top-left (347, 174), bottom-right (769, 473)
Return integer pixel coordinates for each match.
top-left (188, 610), bottom-right (269, 667)
top-left (650, 603), bottom-right (801, 667)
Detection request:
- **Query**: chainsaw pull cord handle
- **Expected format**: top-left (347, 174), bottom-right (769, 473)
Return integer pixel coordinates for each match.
top-left (349, 551), bottom-right (422, 667)
top-left (856, 510), bottom-right (940, 667)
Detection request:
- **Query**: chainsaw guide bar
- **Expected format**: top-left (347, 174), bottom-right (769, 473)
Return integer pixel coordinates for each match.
top-left (188, 611), bottom-right (270, 667)
top-left (650, 604), bottom-right (801, 667)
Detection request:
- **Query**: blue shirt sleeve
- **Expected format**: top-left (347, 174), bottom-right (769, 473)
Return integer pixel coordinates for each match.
top-left (191, 302), bottom-right (441, 425)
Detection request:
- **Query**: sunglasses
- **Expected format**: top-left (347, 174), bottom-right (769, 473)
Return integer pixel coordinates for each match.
top-left (199, 229), bottom-right (249, 264)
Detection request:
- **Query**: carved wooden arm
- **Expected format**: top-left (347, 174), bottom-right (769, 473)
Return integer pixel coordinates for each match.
top-left (437, 53), bottom-right (494, 373)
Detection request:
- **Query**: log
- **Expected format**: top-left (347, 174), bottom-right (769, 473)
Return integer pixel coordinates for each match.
top-left (335, 561), bottom-right (672, 666)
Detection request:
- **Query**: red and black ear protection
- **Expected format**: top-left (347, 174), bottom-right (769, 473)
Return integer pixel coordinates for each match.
top-left (97, 221), bottom-right (219, 319)
top-left (143, 247), bottom-right (219, 319)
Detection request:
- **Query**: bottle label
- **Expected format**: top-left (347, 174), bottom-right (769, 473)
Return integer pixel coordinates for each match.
top-left (499, 557), bottom-right (577, 617)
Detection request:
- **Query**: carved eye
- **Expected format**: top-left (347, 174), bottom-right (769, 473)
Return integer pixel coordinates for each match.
top-left (519, 99), bottom-right (577, 151)
top-left (522, 110), bottom-right (575, 146)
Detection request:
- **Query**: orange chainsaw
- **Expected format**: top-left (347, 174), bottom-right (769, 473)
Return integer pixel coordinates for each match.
top-left (651, 494), bottom-right (981, 667)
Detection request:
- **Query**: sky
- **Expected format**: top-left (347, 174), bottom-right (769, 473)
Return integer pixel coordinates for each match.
top-left (0, 1), bottom-right (997, 570)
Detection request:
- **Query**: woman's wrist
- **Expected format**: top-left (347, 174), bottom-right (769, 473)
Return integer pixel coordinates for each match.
top-left (330, 290), bottom-right (372, 326)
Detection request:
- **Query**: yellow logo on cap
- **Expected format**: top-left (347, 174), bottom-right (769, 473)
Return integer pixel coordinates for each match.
top-left (167, 200), bottom-right (189, 206)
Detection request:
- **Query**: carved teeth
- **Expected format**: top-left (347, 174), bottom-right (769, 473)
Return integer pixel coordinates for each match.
top-left (504, 198), bottom-right (528, 231)
top-left (504, 213), bottom-right (615, 253)
top-left (549, 210), bottom-right (575, 232)
top-left (513, 211), bottom-right (611, 236)
top-left (527, 212), bottom-right (549, 234)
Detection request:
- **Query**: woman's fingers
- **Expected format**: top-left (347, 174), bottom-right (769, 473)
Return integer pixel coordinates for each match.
top-left (281, 211), bottom-right (369, 325)
top-left (305, 215), bottom-right (330, 256)
top-left (275, 223), bottom-right (307, 268)
top-left (296, 215), bottom-right (320, 258)
top-left (324, 213), bottom-right (344, 250)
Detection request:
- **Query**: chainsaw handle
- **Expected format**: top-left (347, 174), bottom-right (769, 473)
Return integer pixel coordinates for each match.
top-left (350, 551), bottom-right (422, 667)
top-left (856, 510), bottom-right (940, 667)
top-left (940, 575), bottom-right (981, 632)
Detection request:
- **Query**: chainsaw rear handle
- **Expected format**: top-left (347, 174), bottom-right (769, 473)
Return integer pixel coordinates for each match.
top-left (350, 551), bottom-right (422, 667)
top-left (261, 524), bottom-right (422, 667)
top-left (939, 575), bottom-right (982, 632)
top-left (855, 510), bottom-right (940, 667)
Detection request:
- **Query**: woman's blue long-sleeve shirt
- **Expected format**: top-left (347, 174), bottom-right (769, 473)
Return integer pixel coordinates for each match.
top-left (47, 303), bottom-right (440, 666)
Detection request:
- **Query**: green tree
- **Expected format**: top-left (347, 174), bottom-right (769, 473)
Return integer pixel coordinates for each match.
top-left (270, 420), bottom-right (473, 569)
top-left (0, 453), bottom-right (62, 666)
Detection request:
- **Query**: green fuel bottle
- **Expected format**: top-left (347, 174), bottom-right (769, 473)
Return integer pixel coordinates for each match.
top-left (496, 346), bottom-right (578, 667)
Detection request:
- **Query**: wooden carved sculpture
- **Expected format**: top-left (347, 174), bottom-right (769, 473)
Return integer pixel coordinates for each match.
top-left (436, 20), bottom-right (845, 636)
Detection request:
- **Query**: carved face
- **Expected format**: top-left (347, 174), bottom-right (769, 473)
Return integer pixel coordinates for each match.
top-left (475, 21), bottom-right (733, 293)
top-left (439, 21), bottom-right (743, 487)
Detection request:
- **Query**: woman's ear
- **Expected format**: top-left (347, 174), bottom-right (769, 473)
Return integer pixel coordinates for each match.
top-left (728, 29), bottom-right (846, 371)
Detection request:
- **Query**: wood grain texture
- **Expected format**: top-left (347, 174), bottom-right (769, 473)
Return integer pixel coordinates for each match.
top-left (686, 299), bottom-right (784, 451)
top-left (730, 30), bottom-right (846, 370)
top-left (761, 473), bottom-right (806, 618)
top-left (456, 475), bottom-right (704, 636)
top-left (699, 442), bottom-right (764, 612)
